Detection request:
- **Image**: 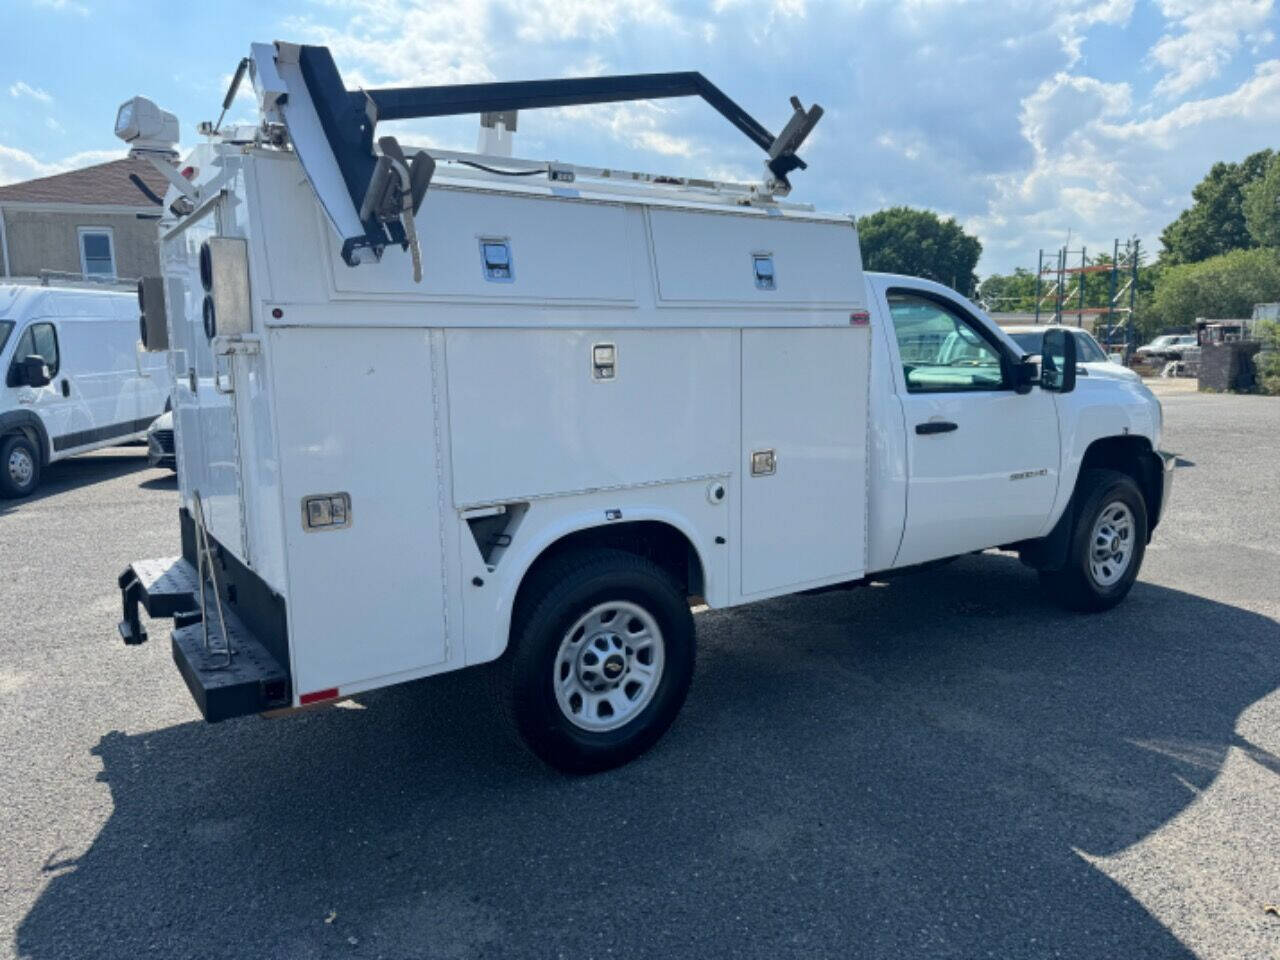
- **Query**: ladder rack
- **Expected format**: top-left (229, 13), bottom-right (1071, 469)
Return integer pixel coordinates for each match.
top-left (249, 42), bottom-right (825, 273)
top-left (416, 148), bottom-right (818, 211)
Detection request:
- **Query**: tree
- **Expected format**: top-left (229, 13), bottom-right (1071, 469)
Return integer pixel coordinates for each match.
top-left (1159, 149), bottom-right (1274, 264)
top-left (858, 207), bottom-right (982, 295)
top-left (1150, 247), bottom-right (1280, 327)
top-left (1243, 153), bottom-right (1280, 249)
top-left (976, 267), bottom-right (1038, 312)
top-left (1256, 319), bottom-right (1280, 396)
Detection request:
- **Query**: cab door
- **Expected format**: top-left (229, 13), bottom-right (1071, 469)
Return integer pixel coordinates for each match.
top-left (881, 285), bottom-right (1059, 568)
top-left (5, 320), bottom-right (73, 457)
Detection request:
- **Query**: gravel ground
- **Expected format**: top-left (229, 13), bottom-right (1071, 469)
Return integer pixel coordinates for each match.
top-left (1, 387), bottom-right (1278, 960)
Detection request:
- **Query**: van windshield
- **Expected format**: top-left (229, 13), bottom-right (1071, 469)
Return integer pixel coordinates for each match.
top-left (0, 320), bottom-right (13, 357)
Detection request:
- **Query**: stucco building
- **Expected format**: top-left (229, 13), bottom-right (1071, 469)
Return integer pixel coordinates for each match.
top-left (0, 157), bottom-right (168, 281)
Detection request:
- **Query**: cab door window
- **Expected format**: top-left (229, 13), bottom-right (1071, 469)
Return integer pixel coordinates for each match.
top-left (887, 292), bottom-right (1005, 392)
top-left (1073, 331), bottom-right (1108, 363)
top-left (12, 322), bottom-right (60, 377)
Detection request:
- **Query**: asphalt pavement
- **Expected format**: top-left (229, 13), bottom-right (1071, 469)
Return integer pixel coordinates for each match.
top-left (1, 385), bottom-right (1278, 959)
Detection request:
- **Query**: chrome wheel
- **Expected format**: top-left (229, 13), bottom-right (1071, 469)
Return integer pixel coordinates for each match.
top-left (7, 447), bottom-right (34, 489)
top-left (554, 600), bottom-right (665, 733)
top-left (1088, 500), bottom-right (1134, 587)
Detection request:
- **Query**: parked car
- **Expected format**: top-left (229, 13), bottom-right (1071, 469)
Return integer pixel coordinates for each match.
top-left (1136, 334), bottom-right (1196, 360)
top-left (1004, 326), bottom-right (1139, 382)
top-left (146, 410), bottom-right (175, 470)
top-left (1, 283), bottom-right (168, 498)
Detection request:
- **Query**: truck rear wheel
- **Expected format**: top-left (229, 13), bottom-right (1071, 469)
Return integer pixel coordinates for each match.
top-left (1039, 468), bottom-right (1147, 612)
top-left (0, 434), bottom-right (40, 499)
top-left (493, 548), bottom-right (695, 773)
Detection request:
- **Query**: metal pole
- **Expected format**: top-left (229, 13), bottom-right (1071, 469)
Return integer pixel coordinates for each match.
top-left (1056, 247), bottom-right (1065, 324)
top-left (1078, 246), bottom-right (1086, 327)
top-left (1035, 249), bottom-right (1043, 324)
top-left (1108, 238), bottom-right (1118, 343)
top-left (0, 204), bottom-right (10, 277)
top-left (1129, 238), bottom-right (1139, 352)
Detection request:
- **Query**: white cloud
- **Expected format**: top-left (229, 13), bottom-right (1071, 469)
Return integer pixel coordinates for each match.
top-left (0, 145), bottom-right (58, 185)
top-left (32, 0), bottom-right (89, 14)
top-left (0, 145), bottom-right (123, 187)
top-left (547, 101), bottom-right (699, 158)
top-left (1052, 0), bottom-right (1136, 62)
top-left (970, 58), bottom-right (1280, 267)
top-left (1020, 73), bottom-right (1132, 156)
top-left (144, 0), bottom-right (1278, 275)
top-left (60, 149), bottom-right (124, 167)
top-left (1149, 0), bottom-right (1275, 97)
top-left (8, 82), bottom-right (53, 104)
top-left (283, 3), bottom-right (493, 88)
top-left (509, 0), bottom-right (681, 42)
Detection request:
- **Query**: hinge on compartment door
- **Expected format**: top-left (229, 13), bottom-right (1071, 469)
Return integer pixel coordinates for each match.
top-left (211, 335), bottom-right (261, 357)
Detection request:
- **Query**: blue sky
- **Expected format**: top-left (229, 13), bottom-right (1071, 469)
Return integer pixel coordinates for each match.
top-left (2, 0), bottom-right (1277, 275)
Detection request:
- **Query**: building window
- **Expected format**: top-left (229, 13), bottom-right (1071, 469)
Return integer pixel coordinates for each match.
top-left (78, 227), bottom-right (115, 278)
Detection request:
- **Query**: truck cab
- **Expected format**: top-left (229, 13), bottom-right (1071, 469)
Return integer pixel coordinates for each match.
top-left (862, 274), bottom-right (1168, 574)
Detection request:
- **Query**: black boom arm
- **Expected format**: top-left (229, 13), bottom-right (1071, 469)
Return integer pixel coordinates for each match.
top-left (291, 45), bottom-right (822, 263)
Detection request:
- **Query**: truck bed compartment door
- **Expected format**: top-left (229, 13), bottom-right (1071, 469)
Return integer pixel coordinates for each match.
top-left (272, 326), bottom-right (453, 695)
top-left (740, 327), bottom-right (869, 597)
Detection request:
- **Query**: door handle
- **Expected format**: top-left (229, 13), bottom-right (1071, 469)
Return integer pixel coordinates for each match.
top-left (915, 420), bottom-right (958, 435)
top-left (60, 378), bottom-right (70, 398)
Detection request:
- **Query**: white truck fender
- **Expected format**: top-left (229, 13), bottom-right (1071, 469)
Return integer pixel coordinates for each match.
top-left (464, 502), bottom-right (718, 668)
top-left (1042, 385), bottom-right (1158, 537)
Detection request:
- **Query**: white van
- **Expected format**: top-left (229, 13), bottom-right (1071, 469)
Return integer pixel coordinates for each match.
top-left (0, 283), bottom-right (168, 497)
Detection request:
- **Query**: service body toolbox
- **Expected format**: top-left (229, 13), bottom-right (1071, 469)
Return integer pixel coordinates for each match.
top-left (115, 41), bottom-right (1171, 771)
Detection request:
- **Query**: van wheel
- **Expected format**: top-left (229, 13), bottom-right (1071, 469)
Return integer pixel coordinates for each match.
top-left (492, 548), bottom-right (695, 773)
top-left (0, 434), bottom-right (40, 499)
top-left (1039, 468), bottom-right (1147, 612)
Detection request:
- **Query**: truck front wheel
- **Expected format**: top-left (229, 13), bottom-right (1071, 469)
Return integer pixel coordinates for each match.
top-left (1039, 468), bottom-right (1148, 612)
top-left (493, 548), bottom-right (695, 773)
top-left (0, 434), bottom-right (40, 499)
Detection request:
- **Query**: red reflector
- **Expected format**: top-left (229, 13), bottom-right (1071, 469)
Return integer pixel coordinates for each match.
top-left (180, 165), bottom-right (198, 180)
top-left (300, 687), bottom-right (339, 705)
top-left (850, 310), bottom-right (871, 326)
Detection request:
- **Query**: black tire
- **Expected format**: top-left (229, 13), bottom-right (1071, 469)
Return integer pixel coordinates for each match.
top-left (491, 547), bottom-right (695, 773)
top-left (0, 433), bottom-right (40, 499)
top-left (1039, 468), bottom-right (1147, 612)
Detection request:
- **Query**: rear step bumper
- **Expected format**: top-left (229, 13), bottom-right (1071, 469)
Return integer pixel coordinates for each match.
top-left (117, 556), bottom-right (292, 722)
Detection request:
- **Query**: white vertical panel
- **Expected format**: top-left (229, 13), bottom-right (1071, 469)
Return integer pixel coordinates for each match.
top-left (271, 325), bottom-right (451, 695)
top-left (740, 327), bottom-right (869, 596)
top-left (197, 386), bottom-right (245, 559)
top-left (232, 349), bottom-right (286, 592)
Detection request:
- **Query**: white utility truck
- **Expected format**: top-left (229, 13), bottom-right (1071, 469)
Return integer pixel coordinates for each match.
top-left (114, 42), bottom-right (1173, 772)
top-left (1, 282), bottom-right (168, 497)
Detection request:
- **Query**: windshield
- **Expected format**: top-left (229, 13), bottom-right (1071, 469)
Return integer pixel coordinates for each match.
top-left (0, 320), bottom-right (13, 357)
top-left (1074, 331), bottom-right (1108, 363)
top-left (1009, 331), bottom-right (1043, 355)
top-left (1009, 329), bottom-right (1108, 363)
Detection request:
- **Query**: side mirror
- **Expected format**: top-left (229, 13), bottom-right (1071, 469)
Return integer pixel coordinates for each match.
top-left (1011, 358), bottom-right (1037, 395)
top-left (1040, 329), bottom-right (1077, 393)
top-left (17, 355), bottom-right (52, 388)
